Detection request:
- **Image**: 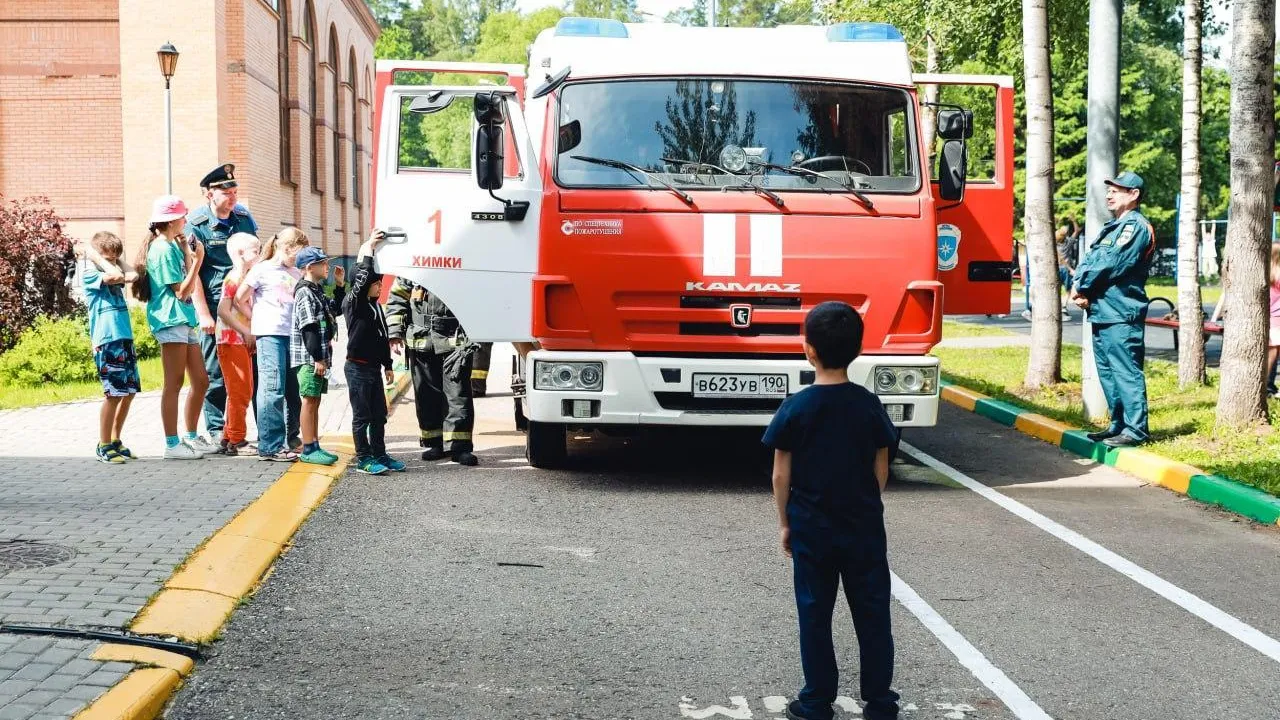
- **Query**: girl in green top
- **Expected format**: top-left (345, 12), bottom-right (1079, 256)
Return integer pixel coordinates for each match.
top-left (132, 195), bottom-right (215, 460)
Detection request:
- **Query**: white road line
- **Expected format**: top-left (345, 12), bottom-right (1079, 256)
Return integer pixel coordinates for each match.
top-left (900, 440), bottom-right (1280, 665)
top-left (892, 571), bottom-right (1054, 720)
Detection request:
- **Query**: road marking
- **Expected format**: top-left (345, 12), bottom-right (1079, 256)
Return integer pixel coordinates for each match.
top-left (900, 441), bottom-right (1280, 666)
top-left (892, 571), bottom-right (1054, 720)
top-left (679, 695), bottom-right (752, 718)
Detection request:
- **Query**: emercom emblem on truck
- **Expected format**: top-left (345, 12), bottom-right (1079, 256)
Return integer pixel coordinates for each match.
top-left (685, 281), bottom-right (802, 293)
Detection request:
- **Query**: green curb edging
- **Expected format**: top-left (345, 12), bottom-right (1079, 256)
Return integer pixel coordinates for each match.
top-left (938, 379), bottom-right (1280, 526)
top-left (1188, 474), bottom-right (1280, 525)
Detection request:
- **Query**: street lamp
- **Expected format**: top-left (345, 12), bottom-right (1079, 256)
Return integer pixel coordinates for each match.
top-left (157, 42), bottom-right (179, 194)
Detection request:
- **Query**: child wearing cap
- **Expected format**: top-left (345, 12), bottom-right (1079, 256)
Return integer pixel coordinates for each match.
top-left (81, 231), bottom-right (140, 463)
top-left (132, 195), bottom-right (217, 460)
top-left (342, 229), bottom-right (403, 475)
top-left (291, 246), bottom-right (339, 466)
top-left (236, 228), bottom-right (308, 462)
top-left (215, 232), bottom-right (262, 455)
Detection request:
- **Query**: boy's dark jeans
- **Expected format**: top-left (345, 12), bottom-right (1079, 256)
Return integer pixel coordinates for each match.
top-left (346, 360), bottom-right (387, 461)
top-left (791, 527), bottom-right (899, 720)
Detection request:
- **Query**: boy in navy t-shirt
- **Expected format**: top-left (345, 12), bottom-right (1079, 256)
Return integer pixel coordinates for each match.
top-left (762, 301), bottom-right (899, 720)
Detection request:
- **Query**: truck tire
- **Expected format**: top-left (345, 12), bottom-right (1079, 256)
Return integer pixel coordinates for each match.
top-left (526, 421), bottom-right (567, 469)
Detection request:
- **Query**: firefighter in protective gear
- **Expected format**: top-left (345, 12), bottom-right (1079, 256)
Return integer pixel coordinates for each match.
top-left (472, 343), bottom-right (492, 397)
top-left (1070, 171), bottom-right (1154, 449)
top-left (386, 279), bottom-right (479, 466)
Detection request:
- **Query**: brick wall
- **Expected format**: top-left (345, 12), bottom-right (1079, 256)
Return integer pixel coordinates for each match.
top-left (0, 0), bottom-right (123, 242)
top-left (0, 0), bottom-right (376, 260)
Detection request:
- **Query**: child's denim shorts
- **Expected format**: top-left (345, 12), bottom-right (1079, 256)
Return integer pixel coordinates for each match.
top-left (153, 324), bottom-right (198, 345)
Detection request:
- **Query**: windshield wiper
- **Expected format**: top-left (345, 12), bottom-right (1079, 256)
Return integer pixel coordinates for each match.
top-left (569, 155), bottom-right (694, 205)
top-left (660, 156), bottom-right (786, 208)
top-left (750, 160), bottom-right (875, 210)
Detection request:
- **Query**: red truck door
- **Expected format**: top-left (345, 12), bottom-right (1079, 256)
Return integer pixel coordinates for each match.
top-left (917, 74), bottom-right (1015, 316)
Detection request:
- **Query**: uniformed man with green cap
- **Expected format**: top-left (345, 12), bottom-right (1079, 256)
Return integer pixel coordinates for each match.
top-left (1070, 171), bottom-right (1155, 448)
top-left (186, 163), bottom-right (260, 451)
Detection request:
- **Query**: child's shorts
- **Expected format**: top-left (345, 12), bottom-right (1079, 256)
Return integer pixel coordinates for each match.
top-left (153, 324), bottom-right (198, 345)
top-left (1270, 325), bottom-right (1280, 347)
top-left (94, 340), bottom-right (141, 397)
top-left (297, 364), bottom-right (329, 398)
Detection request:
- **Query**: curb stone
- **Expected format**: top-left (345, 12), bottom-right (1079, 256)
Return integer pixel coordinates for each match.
top-left (939, 379), bottom-right (1280, 526)
top-left (69, 369), bottom-right (413, 720)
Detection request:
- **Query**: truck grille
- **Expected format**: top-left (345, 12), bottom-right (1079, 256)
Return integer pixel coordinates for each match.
top-left (679, 323), bottom-right (802, 337)
top-left (654, 393), bottom-right (785, 413)
top-left (679, 296), bottom-right (802, 309)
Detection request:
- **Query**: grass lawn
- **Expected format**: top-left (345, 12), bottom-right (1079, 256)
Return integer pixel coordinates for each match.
top-left (934, 344), bottom-right (1280, 496)
top-left (941, 319), bottom-right (1017, 338)
top-left (0, 356), bottom-right (164, 410)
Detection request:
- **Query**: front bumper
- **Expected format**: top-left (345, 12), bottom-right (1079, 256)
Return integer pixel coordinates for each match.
top-left (524, 351), bottom-right (939, 428)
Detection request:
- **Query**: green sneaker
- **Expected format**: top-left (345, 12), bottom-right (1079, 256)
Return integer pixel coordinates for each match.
top-left (377, 455), bottom-right (407, 472)
top-left (316, 447), bottom-right (340, 462)
top-left (109, 440), bottom-right (135, 460)
top-left (96, 444), bottom-right (125, 464)
top-left (299, 449), bottom-right (337, 466)
top-left (356, 458), bottom-right (389, 475)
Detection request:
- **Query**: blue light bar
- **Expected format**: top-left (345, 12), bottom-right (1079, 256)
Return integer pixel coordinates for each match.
top-left (826, 22), bottom-right (905, 42)
top-left (554, 17), bottom-right (629, 38)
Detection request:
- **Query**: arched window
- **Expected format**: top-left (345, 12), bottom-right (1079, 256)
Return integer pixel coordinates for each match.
top-left (277, 0), bottom-right (292, 183)
top-left (349, 49), bottom-right (360, 208)
top-left (330, 28), bottom-right (343, 199)
top-left (304, 1), bottom-right (319, 192)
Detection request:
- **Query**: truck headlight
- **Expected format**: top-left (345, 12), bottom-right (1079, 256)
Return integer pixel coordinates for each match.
top-left (871, 366), bottom-right (937, 395)
top-left (534, 361), bottom-right (604, 392)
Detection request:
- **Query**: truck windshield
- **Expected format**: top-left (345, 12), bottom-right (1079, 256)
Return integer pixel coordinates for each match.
top-left (555, 78), bottom-right (919, 193)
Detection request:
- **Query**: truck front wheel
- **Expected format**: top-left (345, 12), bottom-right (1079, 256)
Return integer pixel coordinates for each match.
top-left (526, 421), bottom-right (567, 469)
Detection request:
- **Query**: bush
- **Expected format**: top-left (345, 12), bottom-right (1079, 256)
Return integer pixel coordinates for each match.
top-left (130, 306), bottom-right (159, 360)
top-left (0, 196), bottom-right (79, 352)
top-left (0, 315), bottom-right (95, 387)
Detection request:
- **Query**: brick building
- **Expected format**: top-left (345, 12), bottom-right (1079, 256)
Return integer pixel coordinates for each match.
top-left (0, 0), bottom-right (379, 263)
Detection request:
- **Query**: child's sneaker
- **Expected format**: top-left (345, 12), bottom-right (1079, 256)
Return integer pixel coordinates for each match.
top-left (258, 449), bottom-right (299, 462)
top-left (109, 440), bottom-right (134, 460)
top-left (220, 439), bottom-right (239, 457)
top-left (164, 443), bottom-right (203, 460)
top-left (96, 444), bottom-right (125, 464)
top-left (356, 458), bottom-right (389, 475)
top-left (377, 455), bottom-right (407, 472)
top-left (316, 447), bottom-right (340, 462)
top-left (186, 435), bottom-right (220, 455)
top-left (299, 449), bottom-right (337, 466)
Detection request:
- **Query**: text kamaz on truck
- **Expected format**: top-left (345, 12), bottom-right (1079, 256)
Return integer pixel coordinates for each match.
top-left (371, 18), bottom-right (1015, 468)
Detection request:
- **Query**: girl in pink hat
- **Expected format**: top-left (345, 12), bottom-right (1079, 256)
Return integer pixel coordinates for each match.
top-left (132, 195), bottom-right (218, 460)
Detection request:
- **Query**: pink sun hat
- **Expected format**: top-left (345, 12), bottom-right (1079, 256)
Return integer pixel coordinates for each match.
top-left (150, 195), bottom-right (189, 224)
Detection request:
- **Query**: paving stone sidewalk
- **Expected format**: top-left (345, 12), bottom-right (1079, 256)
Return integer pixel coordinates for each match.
top-left (0, 333), bottom-right (358, 720)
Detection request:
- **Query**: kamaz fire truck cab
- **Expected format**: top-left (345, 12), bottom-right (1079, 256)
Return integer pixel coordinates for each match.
top-left (372, 18), bottom-right (1014, 468)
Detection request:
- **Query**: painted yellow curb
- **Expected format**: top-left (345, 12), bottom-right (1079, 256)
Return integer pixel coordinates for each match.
top-left (72, 667), bottom-right (180, 720)
top-left (90, 645), bottom-right (193, 677)
top-left (941, 384), bottom-right (984, 411)
top-left (164, 533), bottom-right (283, 599)
top-left (130, 589), bottom-right (238, 643)
top-left (1112, 449), bottom-right (1199, 495)
top-left (1013, 413), bottom-right (1071, 445)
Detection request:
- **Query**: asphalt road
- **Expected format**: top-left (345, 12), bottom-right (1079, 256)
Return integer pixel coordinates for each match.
top-left (165, 352), bottom-right (1280, 720)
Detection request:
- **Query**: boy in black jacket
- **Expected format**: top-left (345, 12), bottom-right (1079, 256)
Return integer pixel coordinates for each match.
top-left (343, 230), bottom-right (403, 476)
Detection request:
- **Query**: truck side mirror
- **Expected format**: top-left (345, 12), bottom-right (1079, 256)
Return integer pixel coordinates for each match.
top-left (937, 139), bottom-right (967, 202)
top-left (937, 109), bottom-right (973, 140)
top-left (474, 91), bottom-right (505, 191)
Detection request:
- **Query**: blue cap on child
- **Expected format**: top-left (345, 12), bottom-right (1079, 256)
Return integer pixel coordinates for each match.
top-left (295, 247), bottom-right (328, 269)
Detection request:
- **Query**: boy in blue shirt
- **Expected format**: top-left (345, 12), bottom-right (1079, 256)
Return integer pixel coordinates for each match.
top-left (83, 231), bottom-right (140, 464)
top-left (763, 301), bottom-right (899, 720)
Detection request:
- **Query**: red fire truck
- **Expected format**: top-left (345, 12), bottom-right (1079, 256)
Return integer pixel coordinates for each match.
top-left (372, 18), bottom-right (1014, 468)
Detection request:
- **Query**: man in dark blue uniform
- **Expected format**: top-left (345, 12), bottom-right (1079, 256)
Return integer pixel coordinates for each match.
top-left (185, 164), bottom-right (260, 449)
top-left (1071, 171), bottom-right (1155, 448)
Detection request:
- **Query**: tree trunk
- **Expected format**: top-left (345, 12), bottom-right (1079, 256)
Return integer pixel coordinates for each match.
top-left (921, 31), bottom-right (939, 176)
top-left (1022, 0), bottom-right (1061, 388)
top-left (1177, 0), bottom-right (1207, 387)
top-left (1216, 0), bottom-right (1275, 426)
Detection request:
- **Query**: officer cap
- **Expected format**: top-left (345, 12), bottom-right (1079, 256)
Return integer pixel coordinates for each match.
top-left (200, 163), bottom-right (238, 190)
top-left (1105, 171), bottom-right (1144, 194)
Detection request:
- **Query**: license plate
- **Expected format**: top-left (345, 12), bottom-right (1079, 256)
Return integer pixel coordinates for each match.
top-left (691, 373), bottom-right (788, 398)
